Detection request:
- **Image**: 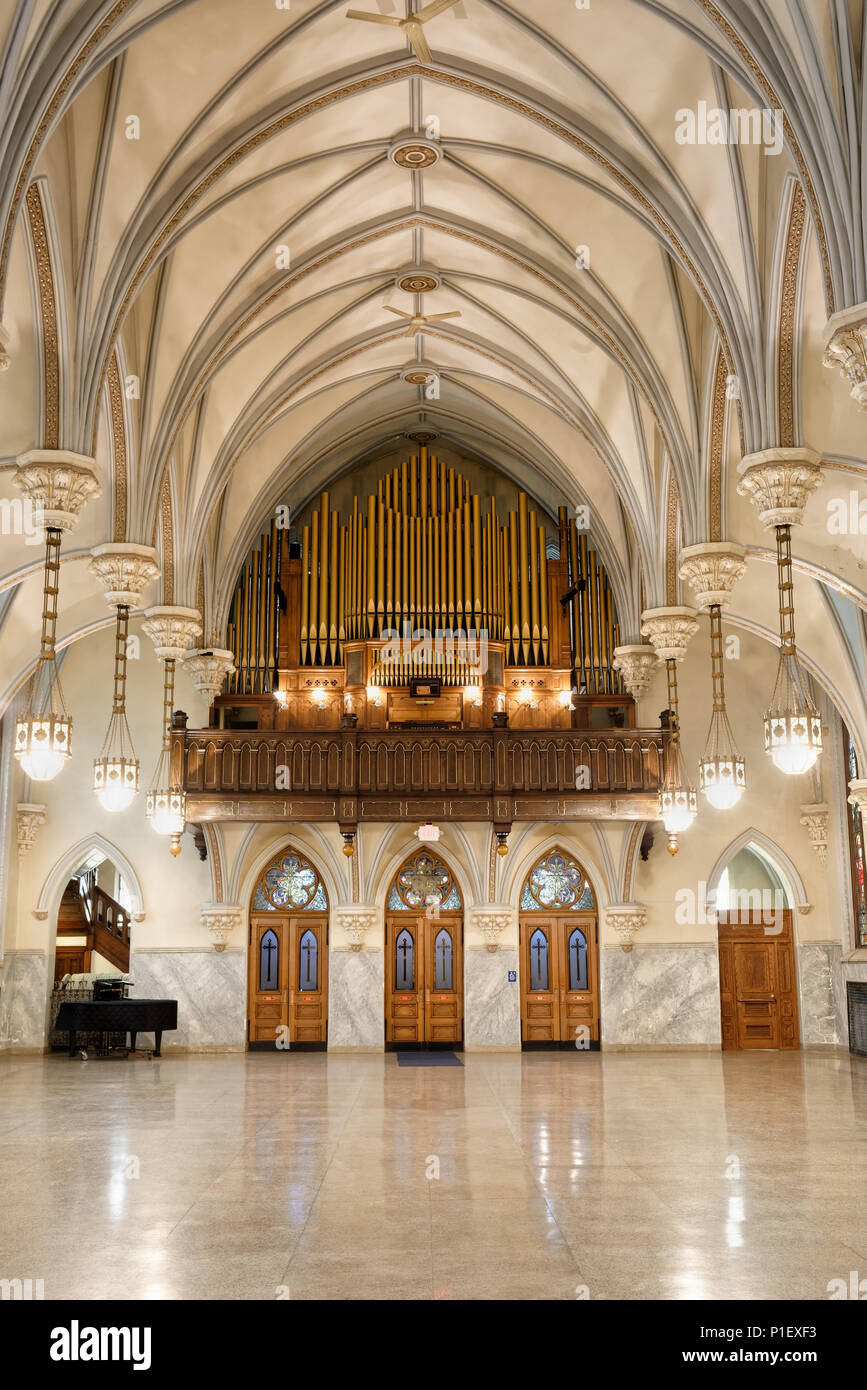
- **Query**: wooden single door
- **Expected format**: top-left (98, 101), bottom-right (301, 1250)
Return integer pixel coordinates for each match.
top-left (520, 915), bottom-right (599, 1046)
top-left (718, 911), bottom-right (799, 1050)
top-left (248, 913), bottom-right (328, 1048)
top-left (385, 913), bottom-right (463, 1045)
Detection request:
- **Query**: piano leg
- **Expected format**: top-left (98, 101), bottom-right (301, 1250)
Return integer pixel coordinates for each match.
top-left (130, 1031), bottom-right (137, 1053)
top-left (154, 1031), bottom-right (163, 1057)
top-left (68, 1030), bottom-right (76, 1057)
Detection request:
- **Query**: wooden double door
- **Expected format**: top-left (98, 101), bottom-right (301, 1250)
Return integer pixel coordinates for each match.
top-left (520, 914), bottom-right (599, 1046)
top-left (718, 911), bottom-right (799, 1050)
top-left (385, 913), bottom-right (463, 1046)
top-left (248, 913), bottom-right (328, 1049)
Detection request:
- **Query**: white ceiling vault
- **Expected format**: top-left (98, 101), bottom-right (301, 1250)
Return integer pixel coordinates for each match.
top-left (0, 0), bottom-right (865, 739)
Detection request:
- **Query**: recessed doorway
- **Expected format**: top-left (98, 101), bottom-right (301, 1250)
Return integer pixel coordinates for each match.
top-left (247, 847), bottom-right (329, 1050)
top-left (384, 849), bottom-right (463, 1048)
top-left (518, 847), bottom-right (600, 1048)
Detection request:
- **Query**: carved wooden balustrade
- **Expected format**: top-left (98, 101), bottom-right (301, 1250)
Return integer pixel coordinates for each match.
top-left (175, 723), bottom-right (666, 825)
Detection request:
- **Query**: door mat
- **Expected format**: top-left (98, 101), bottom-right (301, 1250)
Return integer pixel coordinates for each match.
top-left (395, 1052), bottom-right (464, 1067)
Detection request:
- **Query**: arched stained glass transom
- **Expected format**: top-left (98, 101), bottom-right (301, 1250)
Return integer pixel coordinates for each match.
top-left (520, 848), bottom-right (595, 912)
top-left (253, 848), bottom-right (328, 912)
top-left (387, 850), bottom-right (462, 911)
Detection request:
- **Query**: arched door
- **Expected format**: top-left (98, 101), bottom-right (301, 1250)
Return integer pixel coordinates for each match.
top-left (247, 847), bottom-right (329, 1050)
top-left (518, 848), bottom-right (599, 1048)
top-left (385, 849), bottom-right (463, 1048)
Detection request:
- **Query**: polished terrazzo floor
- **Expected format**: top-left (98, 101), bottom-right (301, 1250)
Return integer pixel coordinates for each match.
top-left (1, 1050), bottom-right (865, 1300)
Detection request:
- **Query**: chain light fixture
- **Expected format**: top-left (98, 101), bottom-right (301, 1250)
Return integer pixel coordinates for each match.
top-left (15, 527), bottom-right (72, 780)
top-left (93, 605), bottom-right (139, 811)
top-left (764, 524), bottom-right (822, 775)
top-left (146, 658), bottom-right (185, 851)
top-left (679, 541), bottom-right (748, 811)
top-left (658, 657), bottom-right (697, 852)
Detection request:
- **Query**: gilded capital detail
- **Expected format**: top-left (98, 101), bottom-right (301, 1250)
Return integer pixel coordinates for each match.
top-left (640, 607), bottom-right (699, 662)
top-left (12, 451), bottom-right (100, 532)
top-left (605, 904), bottom-right (647, 953)
top-left (678, 541), bottom-right (747, 611)
top-left (612, 645), bottom-right (658, 701)
top-left (142, 606), bottom-right (203, 662)
top-left (823, 303), bottom-right (867, 410)
top-left (89, 542), bottom-right (161, 609)
top-left (736, 449), bottom-right (823, 529)
top-left (199, 904), bottom-right (243, 952)
top-left (185, 647), bottom-right (236, 702)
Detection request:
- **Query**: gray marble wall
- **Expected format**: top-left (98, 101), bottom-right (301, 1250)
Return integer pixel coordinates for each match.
top-left (129, 949), bottom-right (245, 1049)
top-left (798, 941), bottom-right (843, 1045)
top-left (601, 946), bottom-right (722, 1046)
top-left (0, 952), bottom-right (48, 1050)
top-left (464, 946), bottom-right (521, 1049)
top-left (328, 951), bottom-right (384, 1049)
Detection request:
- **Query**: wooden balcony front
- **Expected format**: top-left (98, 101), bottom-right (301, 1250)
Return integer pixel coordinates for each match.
top-left (176, 724), bottom-right (667, 825)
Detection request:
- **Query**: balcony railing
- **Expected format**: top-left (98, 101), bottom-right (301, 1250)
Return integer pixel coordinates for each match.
top-left (177, 723), bottom-right (666, 823)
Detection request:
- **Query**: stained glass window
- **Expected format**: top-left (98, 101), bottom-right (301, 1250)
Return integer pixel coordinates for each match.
top-left (298, 930), bottom-right (318, 990)
top-left (387, 850), bottom-right (462, 910)
top-left (529, 928), bottom-right (549, 990)
top-left (252, 848), bottom-right (328, 912)
top-left (433, 928), bottom-right (453, 990)
top-left (520, 848), bottom-right (595, 911)
top-left (844, 724), bottom-right (867, 947)
top-left (395, 929), bottom-right (414, 988)
top-left (567, 928), bottom-right (588, 990)
top-left (259, 929), bottom-right (279, 990)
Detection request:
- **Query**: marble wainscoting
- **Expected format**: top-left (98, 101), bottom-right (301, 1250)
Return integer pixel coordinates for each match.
top-left (464, 946), bottom-right (521, 1050)
top-left (0, 951), bottom-right (48, 1051)
top-left (840, 956), bottom-right (867, 1050)
top-left (328, 950), bottom-right (384, 1050)
top-left (600, 945), bottom-right (722, 1047)
top-left (798, 941), bottom-right (844, 1046)
top-left (129, 949), bottom-right (246, 1050)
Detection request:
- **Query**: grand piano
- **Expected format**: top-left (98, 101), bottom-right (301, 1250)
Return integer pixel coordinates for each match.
top-left (55, 998), bottom-right (178, 1057)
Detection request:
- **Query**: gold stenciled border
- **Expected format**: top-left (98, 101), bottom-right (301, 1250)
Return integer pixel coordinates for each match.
top-left (157, 473), bottom-right (174, 603)
top-left (708, 347), bottom-right (727, 542)
top-left (25, 183), bottom-right (59, 449)
top-left (107, 349), bottom-right (127, 540)
top-left (778, 183), bottom-right (806, 449)
top-left (665, 472), bottom-right (680, 605)
top-left (621, 820), bottom-right (644, 901)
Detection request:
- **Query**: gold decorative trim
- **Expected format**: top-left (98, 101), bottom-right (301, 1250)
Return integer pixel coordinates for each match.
top-left (25, 184), bottom-right (59, 449)
top-left (708, 347), bottom-right (727, 541)
top-left (622, 820), bottom-right (643, 900)
top-left (160, 475), bottom-right (174, 604)
top-left (778, 184), bottom-right (806, 448)
top-left (107, 349), bottom-right (127, 540)
top-left (0, 2), bottom-right (139, 305)
top-left (665, 473), bottom-right (680, 604)
top-left (196, 560), bottom-right (206, 635)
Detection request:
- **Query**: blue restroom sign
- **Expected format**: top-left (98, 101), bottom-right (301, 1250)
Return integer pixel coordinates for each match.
top-left (508, 971), bottom-right (517, 982)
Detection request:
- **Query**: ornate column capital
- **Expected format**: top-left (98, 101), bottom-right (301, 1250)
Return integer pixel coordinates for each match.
top-left (89, 542), bottom-right (160, 609)
top-left (736, 448), bottom-right (823, 529)
top-left (678, 541), bottom-right (747, 611)
top-left (141, 606), bottom-right (203, 661)
top-left (199, 903), bottom-right (243, 952)
top-left (640, 606), bottom-right (699, 662)
top-left (823, 302), bottom-right (867, 410)
top-left (468, 905), bottom-right (515, 952)
top-left (333, 906), bottom-right (379, 951)
top-left (12, 450), bottom-right (101, 532)
top-left (799, 803), bottom-right (830, 866)
top-left (612, 644), bottom-right (658, 701)
top-left (605, 903), bottom-right (647, 953)
top-left (17, 803), bottom-right (46, 858)
top-left (185, 647), bottom-right (235, 702)
top-left (847, 779), bottom-right (867, 818)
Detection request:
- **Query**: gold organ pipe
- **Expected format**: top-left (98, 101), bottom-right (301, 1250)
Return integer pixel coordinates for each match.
top-left (463, 498), bottom-right (472, 629)
top-left (385, 507), bottom-right (394, 626)
top-left (590, 547), bottom-right (601, 692)
top-left (605, 579), bottom-right (615, 694)
top-left (250, 550), bottom-right (260, 691)
top-left (420, 446), bottom-right (428, 516)
top-left (366, 495), bottom-right (375, 636)
top-left (258, 531), bottom-right (268, 691)
top-left (529, 508), bottom-right (540, 665)
top-left (446, 505), bottom-right (455, 625)
top-left (309, 512), bottom-right (320, 664)
top-left (539, 523), bottom-right (549, 666)
top-left (300, 523), bottom-right (310, 662)
top-left (394, 506), bottom-right (402, 626)
top-left (318, 493), bottom-right (329, 662)
top-left (433, 513), bottom-right (441, 626)
top-left (410, 455), bottom-right (418, 515)
top-left (401, 510), bottom-right (409, 621)
top-left (578, 532), bottom-right (590, 689)
top-left (472, 494), bottom-right (482, 633)
top-left (329, 510), bottom-right (339, 663)
top-left (448, 467), bottom-right (455, 516)
top-left (508, 513), bottom-right (519, 664)
top-left (518, 493), bottom-right (530, 663)
top-left (401, 458), bottom-right (408, 515)
top-left (376, 496), bottom-right (385, 635)
top-left (339, 525), bottom-right (347, 654)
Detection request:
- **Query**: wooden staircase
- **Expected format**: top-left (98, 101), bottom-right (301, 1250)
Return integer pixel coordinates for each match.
top-left (58, 872), bottom-right (131, 974)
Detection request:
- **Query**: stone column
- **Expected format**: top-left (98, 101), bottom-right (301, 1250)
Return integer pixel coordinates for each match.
top-left (464, 905), bottom-right (520, 1050)
top-left (823, 303), bottom-right (867, 410)
top-left (328, 906), bottom-right (383, 1050)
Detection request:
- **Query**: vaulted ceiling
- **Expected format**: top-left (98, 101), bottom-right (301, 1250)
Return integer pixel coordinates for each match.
top-left (0, 0), bottom-right (865, 739)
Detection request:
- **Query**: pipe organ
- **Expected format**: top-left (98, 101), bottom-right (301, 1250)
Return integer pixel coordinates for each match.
top-left (223, 450), bottom-right (624, 729)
